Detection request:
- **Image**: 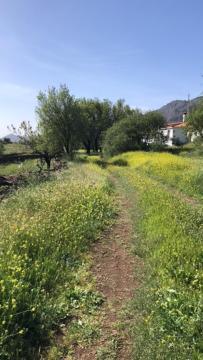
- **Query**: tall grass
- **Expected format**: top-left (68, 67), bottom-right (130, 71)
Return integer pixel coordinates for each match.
top-left (112, 152), bottom-right (203, 359)
top-left (0, 164), bottom-right (114, 359)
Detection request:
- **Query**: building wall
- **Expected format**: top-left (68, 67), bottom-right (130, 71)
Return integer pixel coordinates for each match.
top-left (162, 127), bottom-right (188, 146)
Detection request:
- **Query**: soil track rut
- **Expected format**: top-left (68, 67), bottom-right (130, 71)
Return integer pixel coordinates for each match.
top-left (73, 180), bottom-right (138, 359)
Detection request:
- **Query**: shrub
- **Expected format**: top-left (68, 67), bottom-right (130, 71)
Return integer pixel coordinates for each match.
top-left (103, 112), bottom-right (165, 157)
top-left (111, 158), bottom-right (128, 166)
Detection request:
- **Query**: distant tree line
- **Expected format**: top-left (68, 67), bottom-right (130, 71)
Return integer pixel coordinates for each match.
top-left (14, 84), bottom-right (167, 167)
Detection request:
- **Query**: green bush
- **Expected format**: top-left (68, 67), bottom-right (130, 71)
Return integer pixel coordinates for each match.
top-left (111, 158), bottom-right (128, 166)
top-left (103, 111), bottom-right (165, 157)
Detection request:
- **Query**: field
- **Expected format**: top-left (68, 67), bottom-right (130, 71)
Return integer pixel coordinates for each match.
top-left (110, 152), bottom-right (203, 359)
top-left (0, 151), bottom-right (202, 359)
top-left (0, 163), bottom-right (114, 359)
top-left (3, 143), bottom-right (32, 155)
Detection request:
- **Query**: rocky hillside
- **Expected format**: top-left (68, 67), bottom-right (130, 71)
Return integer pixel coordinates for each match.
top-left (158, 96), bottom-right (203, 123)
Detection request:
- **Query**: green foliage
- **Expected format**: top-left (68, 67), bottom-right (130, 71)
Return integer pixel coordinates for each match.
top-left (36, 85), bottom-right (81, 156)
top-left (0, 164), bottom-right (114, 359)
top-left (103, 112), bottom-right (165, 157)
top-left (187, 100), bottom-right (203, 138)
top-left (112, 152), bottom-right (203, 359)
top-left (0, 160), bottom-right (37, 176)
top-left (111, 158), bottom-right (128, 166)
top-left (78, 98), bottom-right (113, 154)
top-left (0, 140), bottom-right (4, 155)
top-left (103, 113), bottom-right (143, 157)
top-left (112, 98), bottom-right (134, 122)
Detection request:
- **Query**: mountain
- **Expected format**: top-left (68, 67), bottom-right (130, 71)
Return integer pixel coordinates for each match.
top-left (157, 96), bottom-right (203, 123)
top-left (1, 134), bottom-right (20, 143)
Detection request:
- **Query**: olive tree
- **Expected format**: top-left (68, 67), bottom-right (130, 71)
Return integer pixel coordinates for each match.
top-left (36, 85), bottom-right (81, 157)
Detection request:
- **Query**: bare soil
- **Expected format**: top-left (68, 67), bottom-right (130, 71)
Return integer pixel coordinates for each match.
top-left (73, 188), bottom-right (140, 360)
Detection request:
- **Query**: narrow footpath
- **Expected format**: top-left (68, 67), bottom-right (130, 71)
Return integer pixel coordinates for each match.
top-left (73, 177), bottom-right (141, 359)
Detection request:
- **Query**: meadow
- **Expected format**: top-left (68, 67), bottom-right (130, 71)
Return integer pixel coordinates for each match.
top-left (112, 151), bottom-right (203, 200)
top-left (111, 152), bottom-right (203, 359)
top-left (0, 163), bottom-right (114, 359)
top-left (0, 149), bottom-right (202, 359)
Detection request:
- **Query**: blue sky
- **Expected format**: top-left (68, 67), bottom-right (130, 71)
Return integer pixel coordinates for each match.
top-left (0, 0), bottom-right (203, 136)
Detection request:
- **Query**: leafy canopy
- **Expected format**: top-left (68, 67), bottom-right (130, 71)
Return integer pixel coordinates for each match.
top-left (187, 100), bottom-right (203, 138)
top-left (103, 111), bottom-right (165, 157)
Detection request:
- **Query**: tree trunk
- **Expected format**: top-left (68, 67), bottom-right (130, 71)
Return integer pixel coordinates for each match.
top-left (83, 140), bottom-right (91, 155)
top-left (44, 153), bottom-right (51, 170)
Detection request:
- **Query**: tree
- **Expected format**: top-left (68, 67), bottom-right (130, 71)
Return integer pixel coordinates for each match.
top-left (112, 99), bottom-right (133, 122)
top-left (3, 137), bottom-right (11, 144)
top-left (36, 85), bottom-right (81, 157)
top-left (103, 111), bottom-right (165, 157)
top-left (103, 112), bottom-right (143, 157)
top-left (78, 98), bottom-right (113, 154)
top-left (11, 121), bottom-right (57, 170)
top-left (141, 111), bottom-right (166, 145)
top-left (187, 100), bottom-right (203, 139)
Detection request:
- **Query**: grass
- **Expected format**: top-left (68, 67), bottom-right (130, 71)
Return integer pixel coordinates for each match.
top-left (111, 152), bottom-right (203, 359)
top-left (3, 143), bottom-right (32, 155)
top-left (0, 163), bottom-right (114, 359)
top-left (1, 149), bottom-right (202, 359)
top-left (0, 159), bottom-right (37, 176)
top-left (111, 151), bottom-right (203, 200)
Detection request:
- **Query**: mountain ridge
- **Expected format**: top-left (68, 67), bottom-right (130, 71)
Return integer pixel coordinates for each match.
top-left (157, 96), bottom-right (203, 123)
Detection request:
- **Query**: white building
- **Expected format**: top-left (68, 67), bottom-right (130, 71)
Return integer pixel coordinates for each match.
top-left (161, 113), bottom-right (188, 146)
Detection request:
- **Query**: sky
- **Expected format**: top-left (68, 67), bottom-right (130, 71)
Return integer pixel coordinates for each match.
top-left (0, 0), bottom-right (203, 136)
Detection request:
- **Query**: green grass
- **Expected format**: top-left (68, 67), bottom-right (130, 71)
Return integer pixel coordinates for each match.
top-left (0, 159), bottom-right (37, 176)
top-left (112, 151), bottom-right (203, 200)
top-left (111, 152), bottom-right (203, 359)
top-left (3, 143), bottom-right (32, 155)
top-left (0, 163), bottom-right (114, 359)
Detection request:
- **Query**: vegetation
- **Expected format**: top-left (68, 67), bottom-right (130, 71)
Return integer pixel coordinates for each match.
top-left (0, 159), bottom-right (37, 177)
top-left (2, 138), bottom-right (11, 144)
top-left (112, 151), bottom-right (203, 200)
top-left (0, 140), bottom-right (4, 155)
top-left (1, 82), bottom-right (203, 359)
top-left (3, 143), bottom-right (32, 155)
top-left (187, 99), bottom-right (203, 138)
top-left (0, 164), bottom-right (114, 359)
top-left (36, 85), bottom-right (82, 158)
top-left (103, 111), bottom-right (165, 157)
top-left (111, 152), bottom-right (203, 359)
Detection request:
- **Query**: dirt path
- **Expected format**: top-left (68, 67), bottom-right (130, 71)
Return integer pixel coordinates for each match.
top-left (73, 181), bottom-right (139, 359)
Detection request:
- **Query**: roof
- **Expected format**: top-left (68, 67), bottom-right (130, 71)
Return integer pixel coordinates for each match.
top-left (165, 121), bottom-right (187, 129)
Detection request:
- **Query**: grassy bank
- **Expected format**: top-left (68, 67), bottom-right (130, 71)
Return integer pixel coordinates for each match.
top-left (111, 152), bottom-right (203, 359)
top-left (0, 164), bottom-right (114, 359)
